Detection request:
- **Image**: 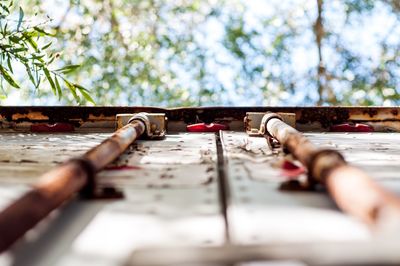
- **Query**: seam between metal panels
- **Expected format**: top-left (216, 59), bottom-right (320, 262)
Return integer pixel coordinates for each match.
top-left (215, 132), bottom-right (231, 243)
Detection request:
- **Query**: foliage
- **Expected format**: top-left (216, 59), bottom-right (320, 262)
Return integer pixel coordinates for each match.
top-left (3, 0), bottom-right (400, 106)
top-left (0, 0), bottom-right (94, 104)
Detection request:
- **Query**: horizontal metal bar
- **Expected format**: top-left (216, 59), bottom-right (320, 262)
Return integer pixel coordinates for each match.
top-left (127, 241), bottom-right (400, 266)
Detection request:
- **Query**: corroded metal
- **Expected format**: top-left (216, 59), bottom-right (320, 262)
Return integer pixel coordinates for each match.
top-left (2, 107), bottom-right (400, 265)
top-left (117, 113), bottom-right (167, 138)
top-left (256, 112), bottom-right (400, 227)
top-left (244, 112), bottom-right (295, 136)
top-left (2, 106), bottom-right (400, 132)
top-left (0, 113), bottom-right (165, 252)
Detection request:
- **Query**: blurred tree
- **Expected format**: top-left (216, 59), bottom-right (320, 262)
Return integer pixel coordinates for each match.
top-left (0, 0), bottom-right (93, 103)
top-left (4, 0), bottom-right (400, 106)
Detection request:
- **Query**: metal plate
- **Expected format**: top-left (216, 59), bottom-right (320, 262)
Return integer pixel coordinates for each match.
top-left (306, 133), bottom-right (400, 191)
top-left (221, 131), bottom-right (371, 245)
top-left (97, 133), bottom-right (216, 188)
top-left (0, 133), bottom-right (110, 184)
top-left (2, 129), bottom-right (400, 265)
top-left (0, 133), bottom-right (224, 266)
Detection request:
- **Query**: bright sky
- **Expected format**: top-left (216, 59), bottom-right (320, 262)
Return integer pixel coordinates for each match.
top-left (3, 0), bottom-right (397, 106)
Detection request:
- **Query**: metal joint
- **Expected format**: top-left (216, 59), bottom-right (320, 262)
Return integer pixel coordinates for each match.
top-left (244, 112), bottom-right (295, 136)
top-left (308, 149), bottom-right (346, 184)
top-left (67, 157), bottom-right (97, 197)
top-left (117, 112), bottom-right (166, 139)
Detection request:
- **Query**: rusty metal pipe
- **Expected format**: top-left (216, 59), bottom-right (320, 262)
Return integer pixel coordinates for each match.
top-left (263, 113), bottom-right (400, 227)
top-left (0, 118), bottom-right (146, 252)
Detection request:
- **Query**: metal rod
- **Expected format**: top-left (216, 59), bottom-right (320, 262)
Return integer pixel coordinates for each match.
top-left (127, 242), bottom-right (400, 266)
top-left (0, 116), bottom-right (147, 252)
top-left (262, 113), bottom-right (400, 228)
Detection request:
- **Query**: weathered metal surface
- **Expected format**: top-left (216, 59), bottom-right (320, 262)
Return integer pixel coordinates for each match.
top-left (0, 118), bottom-right (149, 252)
top-left (222, 131), bottom-right (400, 247)
top-left (0, 132), bottom-right (223, 266)
top-left (1, 106), bottom-right (400, 265)
top-left (2, 106), bottom-right (400, 132)
top-left (51, 133), bottom-right (223, 266)
top-left (116, 113), bottom-right (166, 138)
top-left (97, 133), bottom-right (216, 188)
top-left (244, 112), bottom-right (296, 136)
top-left (254, 113), bottom-right (400, 227)
top-left (0, 133), bottom-right (110, 184)
top-left (221, 131), bottom-right (370, 244)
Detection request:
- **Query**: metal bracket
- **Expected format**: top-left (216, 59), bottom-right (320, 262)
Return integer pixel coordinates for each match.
top-left (244, 112), bottom-right (296, 136)
top-left (116, 113), bottom-right (167, 139)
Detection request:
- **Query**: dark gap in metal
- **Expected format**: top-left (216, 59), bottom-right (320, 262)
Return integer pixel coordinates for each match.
top-left (215, 132), bottom-right (230, 243)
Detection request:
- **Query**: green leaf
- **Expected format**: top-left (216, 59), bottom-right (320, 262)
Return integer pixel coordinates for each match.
top-left (43, 68), bottom-right (56, 95)
top-left (7, 57), bottom-right (13, 73)
top-left (24, 65), bottom-right (36, 87)
top-left (0, 95), bottom-right (7, 100)
top-left (1, 4), bottom-right (10, 14)
top-left (47, 54), bottom-right (56, 64)
top-left (9, 35), bottom-right (20, 43)
top-left (33, 27), bottom-right (54, 37)
top-left (54, 75), bottom-right (62, 100)
top-left (3, 22), bottom-right (8, 36)
top-left (0, 65), bottom-right (19, 88)
top-left (75, 84), bottom-right (95, 104)
top-left (8, 47), bottom-right (28, 53)
top-left (41, 41), bottom-right (52, 50)
top-left (64, 79), bottom-right (80, 102)
top-left (30, 53), bottom-right (45, 60)
top-left (22, 33), bottom-right (38, 51)
top-left (17, 7), bottom-right (24, 32)
top-left (55, 64), bottom-right (81, 74)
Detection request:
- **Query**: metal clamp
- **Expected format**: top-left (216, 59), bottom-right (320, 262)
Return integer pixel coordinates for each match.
top-left (244, 112), bottom-right (296, 136)
top-left (117, 112), bottom-right (167, 139)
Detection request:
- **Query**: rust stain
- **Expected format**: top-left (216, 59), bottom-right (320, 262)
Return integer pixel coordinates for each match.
top-left (0, 107), bottom-right (400, 132)
top-left (88, 114), bottom-right (115, 121)
top-left (31, 123), bottom-right (75, 133)
top-left (330, 123), bottom-right (374, 132)
top-left (280, 160), bottom-right (306, 179)
top-left (104, 165), bottom-right (141, 171)
top-left (12, 112), bottom-right (49, 121)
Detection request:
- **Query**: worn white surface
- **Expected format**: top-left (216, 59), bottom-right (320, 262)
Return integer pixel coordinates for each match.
top-left (2, 132), bottom-right (400, 265)
top-left (0, 133), bottom-right (110, 183)
top-left (221, 131), bottom-right (373, 245)
top-left (98, 133), bottom-right (216, 187)
top-left (307, 133), bottom-right (400, 195)
top-left (0, 133), bottom-right (223, 266)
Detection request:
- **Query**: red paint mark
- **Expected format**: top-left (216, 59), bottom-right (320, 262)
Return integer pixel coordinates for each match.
top-left (330, 123), bottom-right (374, 132)
top-left (280, 160), bottom-right (306, 179)
top-left (104, 165), bottom-right (141, 171)
top-left (187, 123), bottom-right (229, 132)
top-left (31, 123), bottom-right (75, 132)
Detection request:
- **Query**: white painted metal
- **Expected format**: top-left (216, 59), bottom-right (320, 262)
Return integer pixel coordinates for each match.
top-left (221, 131), bottom-right (372, 245)
top-left (2, 131), bottom-right (400, 265)
top-left (0, 133), bottom-right (224, 266)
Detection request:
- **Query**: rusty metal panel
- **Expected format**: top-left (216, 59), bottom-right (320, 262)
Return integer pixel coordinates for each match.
top-left (221, 131), bottom-right (371, 245)
top-left (2, 106), bottom-right (400, 132)
top-left (0, 133), bottom-right (224, 266)
top-left (0, 133), bottom-right (111, 215)
top-left (53, 133), bottom-right (223, 266)
top-left (2, 111), bottom-right (400, 266)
